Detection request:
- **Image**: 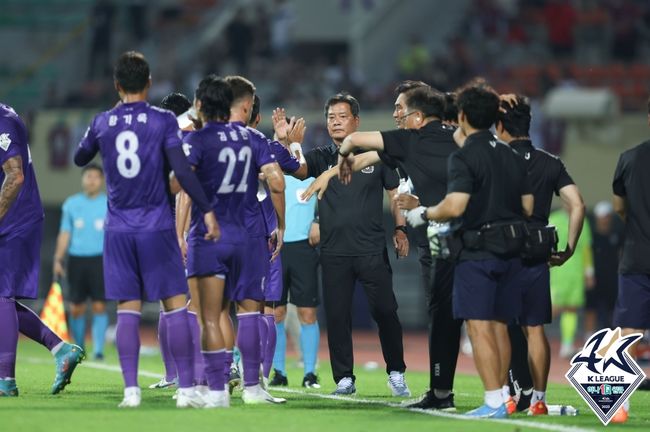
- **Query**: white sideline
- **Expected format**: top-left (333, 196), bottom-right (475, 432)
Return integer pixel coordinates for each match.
top-left (26, 357), bottom-right (595, 432)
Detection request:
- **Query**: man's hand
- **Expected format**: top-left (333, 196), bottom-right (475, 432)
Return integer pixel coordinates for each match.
top-left (393, 229), bottom-right (409, 257)
top-left (53, 259), bottom-right (65, 279)
top-left (406, 206), bottom-right (428, 228)
top-left (500, 93), bottom-right (519, 110)
top-left (302, 174), bottom-right (332, 201)
top-left (269, 227), bottom-right (285, 261)
top-left (549, 248), bottom-right (573, 267)
top-left (177, 236), bottom-right (188, 264)
top-left (287, 117), bottom-right (306, 144)
top-left (203, 212), bottom-right (221, 241)
top-left (308, 222), bottom-right (320, 247)
top-left (394, 193), bottom-right (421, 211)
top-left (271, 108), bottom-right (295, 145)
top-left (337, 153), bottom-right (354, 185)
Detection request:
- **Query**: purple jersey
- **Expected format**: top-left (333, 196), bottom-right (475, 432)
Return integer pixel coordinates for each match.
top-left (0, 103), bottom-right (43, 236)
top-left (248, 129), bottom-right (299, 236)
top-left (185, 122), bottom-right (275, 243)
top-left (77, 102), bottom-right (182, 232)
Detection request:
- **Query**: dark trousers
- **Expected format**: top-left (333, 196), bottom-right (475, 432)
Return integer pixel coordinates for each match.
top-left (417, 245), bottom-right (462, 390)
top-left (321, 249), bottom-right (406, 383)
top-left (508, 324), bottom-right (533, 393)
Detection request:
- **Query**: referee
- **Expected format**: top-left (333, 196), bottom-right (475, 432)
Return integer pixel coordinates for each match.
top-left (403, 84), bottom-right (533, 418)
top-left (331, 82), bottom-right (461, 410)
top-left (53, 163), bottom-right (108, 360)
top-left (289, 92), bottom-right (410, 396)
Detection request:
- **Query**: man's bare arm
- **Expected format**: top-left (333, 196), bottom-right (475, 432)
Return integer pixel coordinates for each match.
top-left (0, 156), bottom-right (24, 221)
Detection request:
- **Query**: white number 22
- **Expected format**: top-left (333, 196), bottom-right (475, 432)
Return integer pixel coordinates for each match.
top-left (217, 146), bottom-right (252, 193)
top-left (115, 131), bottom-right (141, 178)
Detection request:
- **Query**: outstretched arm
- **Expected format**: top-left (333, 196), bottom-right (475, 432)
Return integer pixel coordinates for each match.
top-left (549, 184), bottom-right (586, 266)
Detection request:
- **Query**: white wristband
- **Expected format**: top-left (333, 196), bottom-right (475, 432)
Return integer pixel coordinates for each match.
top-left (289, 142), bottom-right (306, 164)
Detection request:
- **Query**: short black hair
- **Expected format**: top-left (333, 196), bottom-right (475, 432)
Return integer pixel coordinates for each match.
top-left (250, 94), bottom-right (261, 122)
top-left (442, 92), bottom-right (458, 123)
top-left (403, 86), bottom-right (445, 119)
top-left (395, 80), bottom-right (429, 95)
top-left (82, 163), bottom-right (103, 176)
top-left (113, 51), bottom-right (150, 94)
top-left (195, 74), bottom-right (218, 101)
top-left (224, 75), bottom-right (256, 102)
top-left (456, 83), bottom-right (500, 130)
top-left (324, 92), bottom-right (360, 118)
top-left (198, 76), bottom-right (233, 122)
top-left (160, 92), bottom-right (191, 116)
top-left (497, 95), bottom-right (531, 137)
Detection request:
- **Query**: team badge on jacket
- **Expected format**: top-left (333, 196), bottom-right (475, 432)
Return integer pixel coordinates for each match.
top-left (566, 328), bottom-right (646, 425)
top-left (361, 166), bottom-right (374, 174)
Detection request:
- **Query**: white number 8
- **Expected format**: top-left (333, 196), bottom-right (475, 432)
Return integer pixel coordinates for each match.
top-left (115, 130), bottom-right (141, 178)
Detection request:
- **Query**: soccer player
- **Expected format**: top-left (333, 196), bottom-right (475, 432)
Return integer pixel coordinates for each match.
top-left (495, 95), bottom-right (585, 415)
top-left (0, 103), bottom-right (85, 397)
top-left (609, 104), bottom-right (650, 422)
top-left (305, 82), bottom-right (460, 408)
top-left (74, 51), bottom-right (220, 408)
top-left (220, 75), bottom-right (287, 403)
top-left (400, 84), bottom-right (533, 418)
top-left (53, 163), bottom-right (108, 360)
top-left (285, 92), bottom-right (410, 396)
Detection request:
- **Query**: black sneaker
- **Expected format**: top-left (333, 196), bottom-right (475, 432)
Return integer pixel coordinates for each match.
top-left (302, 372), bottom-right (321, 389)
top-left (269, 369), bottom-right (288, 387)
top-left (516, 388), bottom-right (533, 412)
top-left (404, 390), bottom-right (456, 411)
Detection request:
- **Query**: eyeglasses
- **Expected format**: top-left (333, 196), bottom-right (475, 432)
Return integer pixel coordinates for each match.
top-left (399, 111), bottom-right (419, 122)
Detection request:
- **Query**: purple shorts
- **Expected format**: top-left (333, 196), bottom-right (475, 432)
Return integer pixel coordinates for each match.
top-left (103, 229), bottom-right (188, 302)
top-left (0, 223), bottom-right (42, 299)
top-left (613, 274), bottom-right (650, 329)
top-left (227, 236), bottom-right (268, 302)
top-left (186, 236), bottom-right (243, 280)
top-left (452, 258), bottom-right (523, 321)
top-left (515, 260), bottom-right (551, 326)
top-left (264, 255), bottom-right (282, 302)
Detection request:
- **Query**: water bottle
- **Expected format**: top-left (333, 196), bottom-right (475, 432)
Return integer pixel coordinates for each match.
top-left (397, 178), bottom-right (412, 217)
top-left (547, 405), bottom-right (579, 416)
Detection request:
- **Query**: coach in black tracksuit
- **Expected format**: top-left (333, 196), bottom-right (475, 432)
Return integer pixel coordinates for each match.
top-left (334, 82), bottom-right (461, 409)
top-left (290, 92), bottom-right (409, 396)
top-left (495, 96), bottom-right (585, 414)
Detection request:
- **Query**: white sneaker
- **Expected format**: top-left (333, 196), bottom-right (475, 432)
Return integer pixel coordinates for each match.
top-left (118, 387), bottom-right (141, 408)
top-left (195, 385), bottom-right (209, 398)
top-left (148, 377), bottom-right (176, 389)
top-left (242, 384), bottom-right (287, 404)
top-left (203, 390), bottom-right (230, 408)
top-left (387, 371), bottom-right (411, 397)
top-left (176, 387), bottom-right (206, 408)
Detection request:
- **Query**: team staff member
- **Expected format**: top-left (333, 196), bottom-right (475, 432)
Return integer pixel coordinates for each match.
top-left (288, 92), bottom-right (411, 396)
top-left (397, 84), bottom-right (534, 418)
top-left (610, 107), bottom-right (650, 423)
top-left (270, 174), bottom-right (321, 389)
top-left (312, 82), bottom-right (461, 410)
top-left (53, 163), bottom-right (108, 360)
top-left (495, 96), bottom-right (585, 416)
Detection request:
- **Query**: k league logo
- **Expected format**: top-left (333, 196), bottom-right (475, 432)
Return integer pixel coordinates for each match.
top-left (566, 328), bottom-right (646, 425)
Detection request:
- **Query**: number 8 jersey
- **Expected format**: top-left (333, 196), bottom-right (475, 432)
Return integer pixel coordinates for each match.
top-left (77, 101), bottom-right (181, 232)
top-left (183, 121), bottom-right (275, 244)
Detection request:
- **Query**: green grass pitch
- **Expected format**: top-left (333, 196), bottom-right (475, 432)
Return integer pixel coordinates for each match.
top-left (4, 340), bottom-right (649, 432)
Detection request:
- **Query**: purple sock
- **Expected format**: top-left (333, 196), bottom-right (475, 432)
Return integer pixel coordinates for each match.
top-left (202, 350), bottom-right (226, 391)
top-left (157, 310), bottom-right (176, 382)
top-left (237, 313), bottom-right (261, 387)
top-left (258, 314), bottom-right (269, 367)
top-left (188, 311), bottom-right (206, 385)
top-left (263, 314), bottom-right (277, 379)
top-left (116, 311), bottom-right (141, 388)
top-left (164, 307), bottom-right (194, 389)
top-left (224, 350), bottom-right (234, 384)
top-left (15, 301), bottom-right (62, 352)
top-left (0, 298), bottom-right (18, 379)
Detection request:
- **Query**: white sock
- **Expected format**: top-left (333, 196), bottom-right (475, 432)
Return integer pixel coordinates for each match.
top-left (532, 390), bottom-right (546, 404)
top-left (50, 341), bottom-right (64, 355)
top-left (485, 389), bottom-right (503, 409)
top-left (124, 386), bottom-right (140, 396)
top-left (433, 389), bottom-right (451, 399)
top-left (501, 385), bottom-right (511, 401)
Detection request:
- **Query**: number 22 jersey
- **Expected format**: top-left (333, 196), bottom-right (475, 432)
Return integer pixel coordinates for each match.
top-left (77, 101), bottom-right (180, 233)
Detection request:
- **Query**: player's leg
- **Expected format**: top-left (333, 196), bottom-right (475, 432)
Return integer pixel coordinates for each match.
top-left (262, 304), bottom-right (277, 384)
top-left (297, 307), bottom-right (319, 388)
top-left (0, 297), bottom-right (19, 396)
top-left (219, 303), bottom-right (238, 392)
top-left (89, 256), bottom-right (108, 360)
top-left (67, 256), bottom-right (88, 350)
top-left (187, 278), bottom-right (207, 389)
top-left (261, 256), bottom-right (283, 383)
top-left (321, 253), bottom-right (356, 394)
top-left (150, 304), bottom-right (177, 388)
top-left (116, 300), bottom-right (143, 407)
top-left (356, 250), bottom-right (408, 397)
top-left (270, 304), bottom-right (288, 385)
top-left (507, 325), bottom-right (533, 410)
top-left (523, 326), bottom-right (550, 412)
